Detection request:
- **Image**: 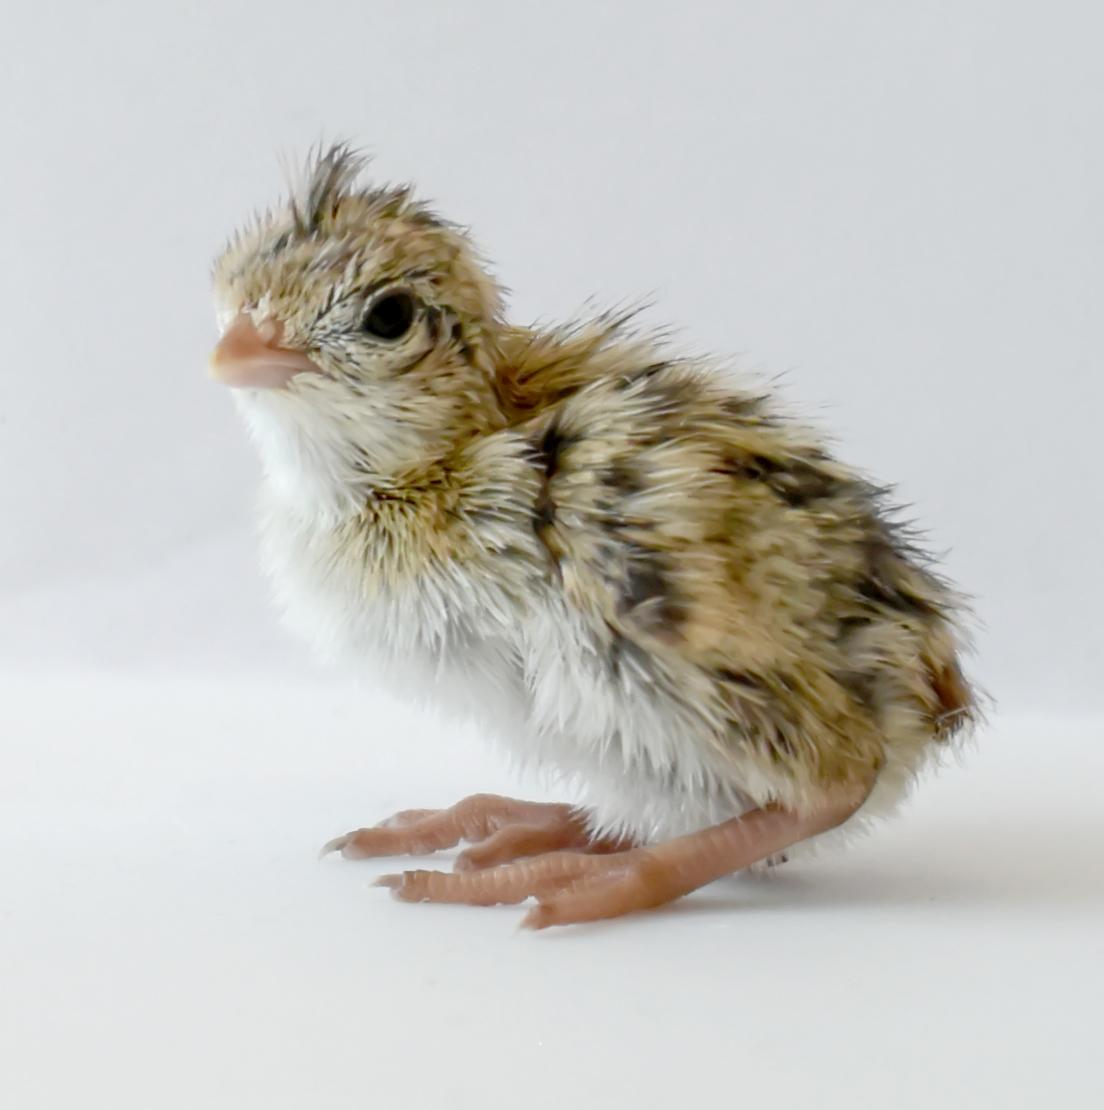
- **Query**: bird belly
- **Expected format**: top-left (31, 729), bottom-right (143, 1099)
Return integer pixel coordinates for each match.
top-left (514, 603), bottom-right (760, 842)
top-left (261, 511), bottom-right (765, 842)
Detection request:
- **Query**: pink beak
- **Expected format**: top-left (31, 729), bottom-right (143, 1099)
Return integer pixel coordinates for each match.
top-left (208, 314), bottom-right (322, 389)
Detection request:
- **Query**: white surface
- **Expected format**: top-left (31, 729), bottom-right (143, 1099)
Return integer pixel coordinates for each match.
top-left (2, 674), bottom-right (1102, 1109)
top-left (3, 2), bottom-right (1103, 1107)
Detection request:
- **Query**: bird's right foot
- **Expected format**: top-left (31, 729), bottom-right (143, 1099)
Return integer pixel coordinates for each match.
top-left (321, 793), bottom-right (631, 870)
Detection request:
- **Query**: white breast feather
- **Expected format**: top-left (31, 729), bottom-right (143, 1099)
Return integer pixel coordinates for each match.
top-left (238, 397), bottom-right (905, 847)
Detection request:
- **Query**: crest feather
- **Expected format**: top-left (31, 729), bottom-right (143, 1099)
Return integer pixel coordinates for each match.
top-left (288, 141), bottom-right (371, 233)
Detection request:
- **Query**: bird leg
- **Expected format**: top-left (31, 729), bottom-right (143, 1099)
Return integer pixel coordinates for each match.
top-left (321, 793), bottom-right (631, 869)
top-left (372, 790), bottom-right (867, 928)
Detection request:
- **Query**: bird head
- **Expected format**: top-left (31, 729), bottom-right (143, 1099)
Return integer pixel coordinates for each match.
top-left (210, 145), bottom-right (506, 508)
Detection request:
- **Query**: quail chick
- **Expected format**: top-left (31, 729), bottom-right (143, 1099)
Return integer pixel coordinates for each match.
top-left (209, 145), bottom-right (977, 929)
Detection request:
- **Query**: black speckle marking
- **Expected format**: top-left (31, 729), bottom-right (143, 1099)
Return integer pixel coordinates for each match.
top-left (720, 394), bottom-right (773, 423)
top-left (531, 421), bottom-right (578, 574)
top-left (838, 669), bottom-right (878, 710)
top-left (450, 320), bottom-right (476, 363)
top-left (767, 729), bottom-right (797, 761)
top-left (267, 230), bottom-right (293, 256)
top-left (535, 422), bottom-right (575, 482)
top-left (618, 544), bottom-right (687, 635)
top-left (715, 668), bottom-right (763, 691)
top-left (606, 462), bottom-right (643, 497)
top-left (533, 500), bottom-right (556, 530)
top-left (639, 429), bottom-right (671, 450)
top-left (721, 452), bottom-right (841, 508)
top-left (615, 360), bottom-right (672, 391)
top-left (623, 558), bottom-right (667, 610)
top-left (404, 207), bottom-right (445, 230)
top-left (834, 615), bottom-right (873, 639)
top-left (857, 536), bottom-right (940, 617)
top-left (638, 361), bottom-right (671, 381)
top-left (770, 462), bottom-right (841, 508)
top-left (719, 452), bottom-right (779, 482)
top-left (856, 576), bottom-right (935, 616)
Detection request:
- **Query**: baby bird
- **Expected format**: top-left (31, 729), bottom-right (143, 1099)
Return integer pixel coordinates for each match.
top-left (209, 145), bottom-right (977, 929)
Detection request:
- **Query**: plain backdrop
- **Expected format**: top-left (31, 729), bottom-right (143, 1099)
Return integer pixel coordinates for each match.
top-left (1, 3), bottom-right (1101, 1109)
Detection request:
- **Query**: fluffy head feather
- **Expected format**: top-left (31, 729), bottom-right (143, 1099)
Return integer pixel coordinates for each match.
top-left (212, 144), bottom-right (506, 508)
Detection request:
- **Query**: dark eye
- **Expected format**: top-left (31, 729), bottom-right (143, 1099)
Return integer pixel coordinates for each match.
top-left (362, 291), bottom-right (416, 340)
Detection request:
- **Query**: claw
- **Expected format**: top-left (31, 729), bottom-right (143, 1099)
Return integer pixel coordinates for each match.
top-left (374, 873), bottom-right (403, 889)
top-left (519, 906), bottom-right (551, 931)
top-left (318, 835), bottom-right (350, 860)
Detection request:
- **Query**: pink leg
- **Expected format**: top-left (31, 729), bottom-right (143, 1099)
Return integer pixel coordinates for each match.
top-left (321, 793), bottom-right (628, 864)
top-left (374, 790), bottom-right (866, 928)
top-left (524, 793), bottom-right (866, 928)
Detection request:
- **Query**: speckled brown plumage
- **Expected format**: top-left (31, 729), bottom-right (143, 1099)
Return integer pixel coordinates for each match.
top-left (511, 322), bottom-right (972, 794)
top-left (210, 144), bottom-right (979, 927)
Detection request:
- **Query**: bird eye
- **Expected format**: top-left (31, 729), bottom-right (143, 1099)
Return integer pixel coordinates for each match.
top-left (362, 291), bottom-right (416, 341)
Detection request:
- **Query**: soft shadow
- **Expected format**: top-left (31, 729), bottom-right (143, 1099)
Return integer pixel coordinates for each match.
top-left (330, 808), bottom-right (1104, 940)
top-left (750, 807), bottom-right (1103, 914)
top-left (530, 808), bottom-right (1104, 937)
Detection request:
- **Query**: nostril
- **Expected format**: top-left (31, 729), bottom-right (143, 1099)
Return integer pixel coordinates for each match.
top-left (256, 317), bottom-right (281, 346)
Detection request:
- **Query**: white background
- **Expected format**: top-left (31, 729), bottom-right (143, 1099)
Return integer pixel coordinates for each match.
top-left (1, 3), bottom-right (1101, 1108)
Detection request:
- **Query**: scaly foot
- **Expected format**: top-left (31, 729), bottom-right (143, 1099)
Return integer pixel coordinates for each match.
top-left (321, 793), bottom-right (631, 869)
top-left (366, 792), bottom-right (867, 928)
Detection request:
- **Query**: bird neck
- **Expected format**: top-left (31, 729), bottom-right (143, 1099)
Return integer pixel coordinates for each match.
top-left (237, 381), bottom-right (511, 533)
